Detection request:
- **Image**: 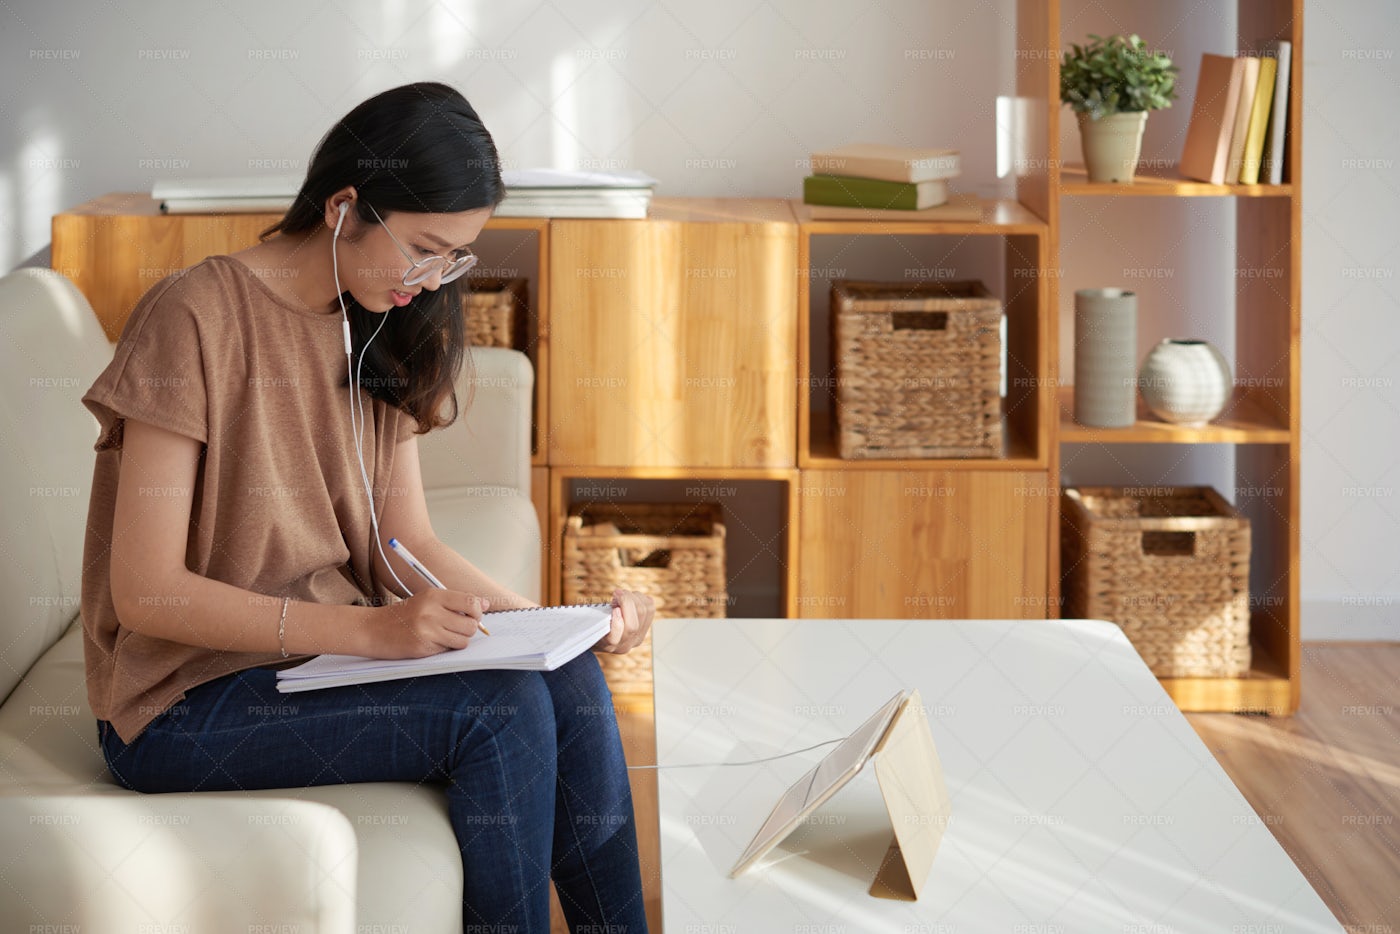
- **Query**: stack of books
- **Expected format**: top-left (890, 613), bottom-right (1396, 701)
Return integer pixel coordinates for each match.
top-left (152, 175), bottom-right (300, 214)
top-left (801, 143), bottom-right (979, 221)
top-left (1179, 41), bottom-right (1292, 185)
top-left (496, 168), bottom-right (658, 219)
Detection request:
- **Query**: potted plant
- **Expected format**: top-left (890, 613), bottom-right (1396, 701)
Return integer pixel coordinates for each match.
top-left (1061, 34), bottom-right (1178, 183)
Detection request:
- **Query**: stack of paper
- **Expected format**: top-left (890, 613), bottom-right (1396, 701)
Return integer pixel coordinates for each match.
top-left (496, 168), bottom-right (658, 219)
top-left (153, 175), bottom-right (301, 214)
top-left (275, 603), bottom-right (613, 693)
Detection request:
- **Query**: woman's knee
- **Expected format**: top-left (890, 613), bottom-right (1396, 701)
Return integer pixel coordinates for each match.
top-left (444, 669), bottom-right (557, 766)
top-left (543, 651), bottom-right (616, 718)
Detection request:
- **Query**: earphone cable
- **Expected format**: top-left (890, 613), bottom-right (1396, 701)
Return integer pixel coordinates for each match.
top-left (333, 205), bottom-right (416, 601)
top-left (625, 735), bottom-right (847, 771)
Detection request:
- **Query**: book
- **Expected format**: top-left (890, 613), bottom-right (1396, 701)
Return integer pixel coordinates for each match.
top-left (1223, 56), bottom-right (1261, 184)
top-left (496, 167), bottom-right (656, 218)
top-left (1238, 55), bottom-right (1278, 184)
top-left (151, 174), bottom-right (302, 201)
top-left (274, 603), bottom-right (614, 693)
top-left (501, 168), bottom-right (659, 190)
top-left (1179, 54), bottom-right (1249, 184)
top-left (803, 193), bottom-right (981, 222)
top-left (493, 194), bottom-right (651, 219)
top-left (1262, 40), bottom-right (1292, 185)
top-left (809, 144), bottom-right (961, 184)
top-left (159, 196), bottom-right (294, 214)
top-left (802, 175), bottom-right (949, 210)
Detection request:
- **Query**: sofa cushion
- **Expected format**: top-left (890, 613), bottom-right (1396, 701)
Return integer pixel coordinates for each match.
top-left (416, 345), bottom-right (533, 495)
top-left (426, 485), bottom-right (542, 603)
top-left (0, 621), bottom-right (465, 929)
top-left (0, 270), bottom-right (115, 703)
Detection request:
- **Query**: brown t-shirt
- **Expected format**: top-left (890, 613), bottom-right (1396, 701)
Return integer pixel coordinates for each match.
top-left (80, 255), bottom-right (418, 743)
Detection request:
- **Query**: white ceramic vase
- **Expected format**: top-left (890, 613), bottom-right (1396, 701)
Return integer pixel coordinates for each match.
top-left (1138, 339), bottom-right (1233, 426)
top-left (1077, 111), bottom-right (1148, 183)
top-left (1074, 288), bottom-right (1138, 428)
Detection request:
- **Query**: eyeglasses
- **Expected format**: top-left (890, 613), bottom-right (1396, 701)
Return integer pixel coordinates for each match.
top-left (365, 203), bottom-right (478, 286)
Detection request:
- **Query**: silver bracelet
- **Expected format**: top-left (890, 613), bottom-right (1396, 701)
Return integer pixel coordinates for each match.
top-left (278, 596), bottom-right (291, 658)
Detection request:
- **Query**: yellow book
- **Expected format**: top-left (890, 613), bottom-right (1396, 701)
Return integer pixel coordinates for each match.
top-left (1238, 56), bottom-right (1278, 184)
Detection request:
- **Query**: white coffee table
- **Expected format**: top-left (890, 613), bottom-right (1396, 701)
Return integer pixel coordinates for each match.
top-left (652, 617), bottom-right (1342, 933)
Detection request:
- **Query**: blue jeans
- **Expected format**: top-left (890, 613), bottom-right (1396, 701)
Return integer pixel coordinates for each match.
top-left (98, 651), bottom-right (648, 933)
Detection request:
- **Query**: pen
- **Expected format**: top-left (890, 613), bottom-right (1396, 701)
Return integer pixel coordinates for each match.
top-left (388, 537), bottom-right (491, 636)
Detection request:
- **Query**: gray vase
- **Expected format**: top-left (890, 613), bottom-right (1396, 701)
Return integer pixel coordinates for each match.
top-left (1074, 288), bottom-right (1138, 428)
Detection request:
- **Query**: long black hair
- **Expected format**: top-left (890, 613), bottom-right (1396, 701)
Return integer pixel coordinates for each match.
top-left (261, 82), bottom-right (506, 434)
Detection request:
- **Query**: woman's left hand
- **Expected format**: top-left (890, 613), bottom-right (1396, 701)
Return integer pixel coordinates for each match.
top-left (595, 588), bottom-right (655, 654)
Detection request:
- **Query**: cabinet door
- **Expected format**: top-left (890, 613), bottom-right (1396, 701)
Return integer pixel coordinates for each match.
top-left (797, 469), bottom-right (1050, 619)
top-left (548, 218), bottom-right (796, 468)
top-left (53, 212), bottom-right (276, 341)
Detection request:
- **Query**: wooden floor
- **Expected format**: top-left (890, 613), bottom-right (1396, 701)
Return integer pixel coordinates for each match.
top-left (1185, 643), bottom-right (1400, 931)
top-left (553, 643), bottom-right (1398, 933)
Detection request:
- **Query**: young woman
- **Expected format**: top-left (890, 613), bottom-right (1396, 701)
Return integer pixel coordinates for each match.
top-left (80, 82), bottom-right (652, 932)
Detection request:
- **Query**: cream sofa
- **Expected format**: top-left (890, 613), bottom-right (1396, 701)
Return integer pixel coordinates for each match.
top-left (0, 267), bottom-right (541, 932)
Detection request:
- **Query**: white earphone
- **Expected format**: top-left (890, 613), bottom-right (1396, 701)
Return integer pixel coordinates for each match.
top-left (333, 198), bottom-right (416, 601)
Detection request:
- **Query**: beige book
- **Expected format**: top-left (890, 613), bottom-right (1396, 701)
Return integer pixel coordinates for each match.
top-left (1179, 54), bottom-right (1248, 184)
top-left (810, 143), bottom-right (961, 183)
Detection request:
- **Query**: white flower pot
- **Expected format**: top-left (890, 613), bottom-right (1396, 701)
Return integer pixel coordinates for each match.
top-left (1138, 339), bottom-right (1233, 426)
top-left (1073, 288), bottom-right (1137, 428)
top-left (1077, 111), bottom-right (1148, 183)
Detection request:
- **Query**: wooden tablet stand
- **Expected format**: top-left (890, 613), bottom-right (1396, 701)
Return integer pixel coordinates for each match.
top-left (867, 689), bottom-right (952, 900)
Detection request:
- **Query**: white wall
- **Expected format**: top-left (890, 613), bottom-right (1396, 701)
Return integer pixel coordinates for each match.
top-left (1, 0), bottom-right (1394, 638)
top-left (1300, 0), bottom-right (1400, 638)
top-left (0, 0), bottom-right (1014, 264)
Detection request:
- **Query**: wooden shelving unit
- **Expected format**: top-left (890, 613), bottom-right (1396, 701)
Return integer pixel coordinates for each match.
top-left (51, 0), bottom-right (1303, 710)
top-left (1045, 1), bottom-right (1304, 714)
top-left (793, 190), bottom-right (1053, 621)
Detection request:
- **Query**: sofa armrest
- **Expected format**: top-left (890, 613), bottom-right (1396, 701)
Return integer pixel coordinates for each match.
top-left (0, 794), bottom-right (357, 933)
top-left (417, 346), bottom-right (533, 497)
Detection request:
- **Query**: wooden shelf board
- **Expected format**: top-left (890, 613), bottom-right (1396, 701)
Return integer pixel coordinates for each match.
top-left (481, 215), bottom-right (550, 232)
top-left (647, 197), bottom-right (796, 224)
top-left (1059, 164), bottom-right (1294, 198)
top-left (803, 408), bottom-right (1043, 470)
top-left (1057, 388), bottom-right (1290, 444)
top-left (67, 192), bottom-right (549, 232)
top-left (1158, 641), bottom-right (1293, 714)
top-left (1159, 670), bottom-right (1294, 714)
top-left (548, 464), bottom-right (798, 481)
top-left (793, 198), bottom-right (1047, 235)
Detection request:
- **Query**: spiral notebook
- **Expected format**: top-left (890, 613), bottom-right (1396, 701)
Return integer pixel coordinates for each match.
top-left (275, 603), bottom-right (613, 693)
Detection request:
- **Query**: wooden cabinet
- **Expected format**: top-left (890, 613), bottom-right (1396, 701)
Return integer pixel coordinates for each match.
top-left (797, 470), bottom-right (1050, 619)
top-left (547, 200), bottom-right (797, 469)
top-left (52, 195), bottom-right (281, 341)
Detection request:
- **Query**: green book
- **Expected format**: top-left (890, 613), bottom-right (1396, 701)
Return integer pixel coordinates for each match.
top-left (803, 174), bottom-right (949, 210)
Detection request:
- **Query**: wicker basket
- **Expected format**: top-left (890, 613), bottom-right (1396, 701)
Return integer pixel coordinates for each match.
top-left (1061, 486), bottom-right (1251, 678)
top-left (563, 502), bottom-right (728, 694)
top-left (463, 277), bottom-right (528, 350)
top-left (831, 279), bottom-right (1003, 459)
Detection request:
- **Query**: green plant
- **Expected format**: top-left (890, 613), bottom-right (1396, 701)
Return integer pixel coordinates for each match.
top-left (1061, 34), bottom-right (1178, 119)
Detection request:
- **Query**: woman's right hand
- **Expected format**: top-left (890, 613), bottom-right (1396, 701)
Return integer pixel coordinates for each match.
top-left (363, 589), bottom-right (490, 659)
